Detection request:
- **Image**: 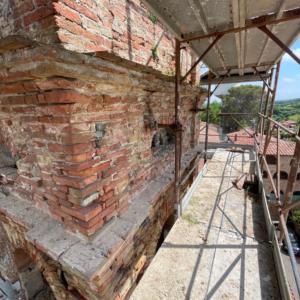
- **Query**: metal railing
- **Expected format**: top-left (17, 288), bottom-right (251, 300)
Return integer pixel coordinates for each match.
top-left (216, 111), bottom-right (300, 296)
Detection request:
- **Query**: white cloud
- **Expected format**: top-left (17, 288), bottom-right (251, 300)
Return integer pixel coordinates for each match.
top-left (283, 48), bottom-right (300, 62)
top-left (283, 77), bottom-right (295, 83)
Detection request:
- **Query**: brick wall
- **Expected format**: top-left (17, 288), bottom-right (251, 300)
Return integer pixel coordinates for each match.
top-left (54, 0), bottom-right (195, 75)
top-left (0, 0), bottom-right (199, 78)
top-left (0, 0), bottom-right (56, 43)
top-left (0, 42), bottom-right (205, 235)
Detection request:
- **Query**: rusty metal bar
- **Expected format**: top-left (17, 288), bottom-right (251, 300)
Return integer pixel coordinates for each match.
top-left (259, 26), bottom-right (300, 65)
top-left (253, 67), bottom-right (273, 93)
top-left (174, 39), bottom-right (182, 214)
top-left (180, 154), bottom-right (201, 187)
top-left (204, 71), bottom-right (212, 163)
top-left (276, 126), bottom-right (281, 203)
top-left (181, 7), bottom-right (300, 43)
top-left (258, 113), bottom-right (300, 140)
top-left (283, 199), bottom-right (300, 213)
top-left (255, 82), bottom-right (266, 138)
top-left (181, 34), bottom-right (224, 83)
top-left (262, 125), bottom-right (276, 164)
top-left (262, 156), bottom-right (279, 199)
top-left (229, 115), bottom-right (261, 146)
top-left (260, 67), bottom-right (274, 145)
top-left (209, 69), bottom-right (231, 96)
top-left (281, 128), bottom-right (300, 215)
top-left (262, 62), bottom-right (281, 157)
top-left (279, 128), bottom-right (300, 243)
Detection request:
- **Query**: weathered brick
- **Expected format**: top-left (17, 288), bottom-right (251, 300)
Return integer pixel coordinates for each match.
top-left (53, 174), bottom-right (97, 189)
top-left (53, 2), bottom-right (81, 24)
top-left (60, 202), bottom-right (103, 222)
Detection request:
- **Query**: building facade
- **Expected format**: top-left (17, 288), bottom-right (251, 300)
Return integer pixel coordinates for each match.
top-left (0, 1), bottom-right (206, 299)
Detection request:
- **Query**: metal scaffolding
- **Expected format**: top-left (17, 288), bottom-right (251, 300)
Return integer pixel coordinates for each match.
top-left (173, 9), bottom-right (300, 296)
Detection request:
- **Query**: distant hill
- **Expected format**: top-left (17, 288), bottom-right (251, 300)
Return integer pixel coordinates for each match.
top-left (276, 98), bottom-right (300, 104)
top-left (274, 98), bottom-right (300, 124)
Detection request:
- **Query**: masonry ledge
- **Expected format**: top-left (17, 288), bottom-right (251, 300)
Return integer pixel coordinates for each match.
top-left (0, 35), bottom-right (204, 97)
top-left (0, 146), bottom-right (202, 283)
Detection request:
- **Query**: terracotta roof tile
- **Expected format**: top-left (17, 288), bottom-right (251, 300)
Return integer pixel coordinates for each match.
top-left (199, 122), bottom-right (222, 143)
top-left (227, 128), bottom-right (295, 156)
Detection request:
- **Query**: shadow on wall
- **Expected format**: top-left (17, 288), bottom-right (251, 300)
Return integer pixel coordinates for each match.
top-left (125, 0), bottom-right (133, 61)
top-left (124, 0), bottom-right (166, 66)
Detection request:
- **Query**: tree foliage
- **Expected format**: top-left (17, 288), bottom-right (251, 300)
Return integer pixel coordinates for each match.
top-left (274, 99), bottom-right (300, 125)
top-left (218, 85), bottom-right (262, 133)
top-left (200, 102), bottom-right (221, 124)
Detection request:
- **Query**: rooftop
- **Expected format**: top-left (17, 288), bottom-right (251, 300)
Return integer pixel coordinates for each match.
top-left (227, 128), bottom-right (296, 156)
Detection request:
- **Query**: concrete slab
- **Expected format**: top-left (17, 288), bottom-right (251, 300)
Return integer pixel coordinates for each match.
top-left (131, 149), bottom-right (280, 300)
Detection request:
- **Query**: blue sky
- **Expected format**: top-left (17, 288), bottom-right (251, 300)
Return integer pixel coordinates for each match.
top-left (276, 38), bottom-right (300, 101)
top-left (208, 38), bottom-right (300, 102)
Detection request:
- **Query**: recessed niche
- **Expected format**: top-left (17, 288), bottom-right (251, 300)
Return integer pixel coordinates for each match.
top-left (151, 128), bottom-right (175, 156)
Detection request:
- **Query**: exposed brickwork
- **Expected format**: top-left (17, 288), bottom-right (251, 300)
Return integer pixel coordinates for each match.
top-left (0, 42), bottom-right (205, 235)
top-left (54, 0), bottom-right (195, 75)
top-left (0, 1), bottom-right (204, 297)
top-left (0, 0), bottom-right (199, 78)
top-left (0, 154), bottom-right (198, 299)
top-left (0, 0), bottom-right (56, 43)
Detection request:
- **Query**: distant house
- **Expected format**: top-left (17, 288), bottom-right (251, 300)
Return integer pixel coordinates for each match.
top-left (227, 128), bottom-right (300, 204)
top-left (282, 120), bottom-right (297, 130)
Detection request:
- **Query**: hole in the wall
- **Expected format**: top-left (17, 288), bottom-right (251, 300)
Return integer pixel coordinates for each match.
top-left (266, 155), bottom-right (277, 165)
top-left (0, 144), bottom-right (18, 169)
top-left (59, 270), bottom-right (68, 289)
top-left (273, 171), bottom-right (288, 180)
top-left (151, 128), bottom-right (175, 156)
top-left (293, 191), bottom-right (300, 201)
top-left (95, 123), bottom-right (106, 148)
top-left (13, 249), bottom-right (33, 273)
top-left (13, 249), bottom-right (55, 300)
top-left (156, 214), bottom-right (176, 253)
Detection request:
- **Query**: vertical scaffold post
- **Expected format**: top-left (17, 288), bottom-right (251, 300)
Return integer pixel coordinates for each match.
top-left (204, 71), bottom-right (212, 163)
top-left (174, 39), bottom-right (182, 217)
top-left (256, 82), bottom-right (266, 138)
top-left (280, 128), bottom-right (300, 242)
top-left (262, 62), bottom-right (281, 158)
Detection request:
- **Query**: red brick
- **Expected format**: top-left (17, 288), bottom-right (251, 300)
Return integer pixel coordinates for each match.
top-left (68, 180), bottom-right (102, 199)
top-left (40, 90), bottom-right (91, 104)
top-left (64, 160), bottom-right (110, 177)
top-left (73, 211), bottom-right (104, 229)
top-left (48, 142), bottom-right (93, 155)
top-left (101, 190), bottom-right (114, 202)
top-left (62, 0), bottom-right (99, 22)
top-left (53, 2), bottom-right (81, 24)
top-left (57, 158), bottom-right (101, 171)
top-left (64, 151), bottom-right (95, 163)
top-left (60, 202), bottom-right (103, 222)
top-left (74, 219), bottom-right (104, 236)
top-left (53, 174), bottom-right (97, 189)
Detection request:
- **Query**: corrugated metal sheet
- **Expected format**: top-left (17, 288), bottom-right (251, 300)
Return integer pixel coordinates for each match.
top-left (141, 0), bottom-right (300, 81)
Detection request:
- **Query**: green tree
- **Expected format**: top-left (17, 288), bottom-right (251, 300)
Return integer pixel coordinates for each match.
top-left (200, 102), bottom-right (221, 124)
top-left (219, 85), bottom-right (262, 133)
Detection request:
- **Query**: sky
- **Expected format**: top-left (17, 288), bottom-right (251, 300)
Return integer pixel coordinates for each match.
top-left (276, 38), bottom-right (300, 101)
top-left (206, 38), bottom-right (300, 102)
